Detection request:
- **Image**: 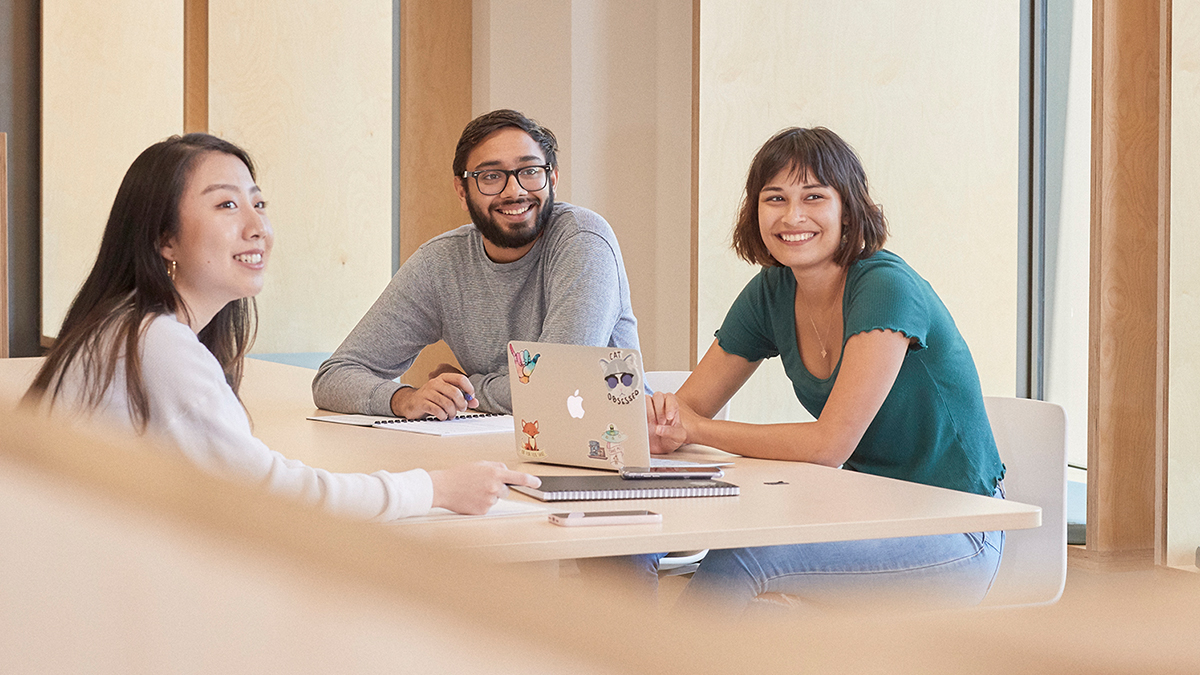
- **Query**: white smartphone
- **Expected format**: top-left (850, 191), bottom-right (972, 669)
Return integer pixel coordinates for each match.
top-left (620, 466), bottom-right (724, 480)
top-left (548, 510), bottom-right (663, 527)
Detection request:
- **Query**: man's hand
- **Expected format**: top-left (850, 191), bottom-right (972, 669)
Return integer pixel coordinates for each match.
top-left (647, 391), bottom-right (688, 454)
top-left (390, 372), bottom-right (479, 419)
top-left (428, 462), bottom-right (541, 515)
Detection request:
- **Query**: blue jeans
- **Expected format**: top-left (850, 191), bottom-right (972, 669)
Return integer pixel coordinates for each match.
top-left (675, 483), bottom-right (1007, 615)
top-left (676, 528), bottom-right (1004, 615)
top-left (599, 484), bottom-right (1006, 615)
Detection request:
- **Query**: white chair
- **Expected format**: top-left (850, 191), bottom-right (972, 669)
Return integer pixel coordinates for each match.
top-left (643, 370), bottom-right (729, 573)
top-left (754, 396), bottom-right (1067, 610)
top-left (978, 396), bottom-right (1068, 607)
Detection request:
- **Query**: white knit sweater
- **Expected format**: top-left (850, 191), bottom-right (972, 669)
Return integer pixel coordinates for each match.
top-left (50, 314), bottom-right (433, 521)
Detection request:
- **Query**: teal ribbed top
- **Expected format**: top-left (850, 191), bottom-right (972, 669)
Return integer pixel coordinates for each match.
top-left (715, 250), bottom-right (1004, 496)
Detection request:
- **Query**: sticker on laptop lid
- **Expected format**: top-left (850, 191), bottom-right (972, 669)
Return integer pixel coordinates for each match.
top-left (595, 423), bottom-right (628, 469)
top-left (510, 344), bottom-right (540, 384)
top-left (599, 352), bottom-right (641, 405)
top-left (519, 419), bottom-right (545, 458)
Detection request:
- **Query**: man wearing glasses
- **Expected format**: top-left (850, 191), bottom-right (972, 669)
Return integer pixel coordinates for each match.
top-left (313, 109), bottom-right (639, 418)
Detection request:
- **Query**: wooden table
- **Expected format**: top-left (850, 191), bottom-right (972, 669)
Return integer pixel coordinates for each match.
top-left (0, 356), bottom-right (1041, 563)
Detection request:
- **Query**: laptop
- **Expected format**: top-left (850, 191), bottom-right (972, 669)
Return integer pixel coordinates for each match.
top-left (507, 341), bottom-right (718, 471)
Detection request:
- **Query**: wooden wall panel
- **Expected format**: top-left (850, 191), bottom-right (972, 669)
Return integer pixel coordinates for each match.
top-left (207, 0), bottom-right (393, 354)
top-left (1168, 0), bottom-right (1200, 569)
top-left (698, 0), bottom-right (1020, 424)
top-left (397, 0), bottom-right (472, 386)
top-left (40, 1), bottom-right (183, 340)
top-left (1080, 0), bottom-right (1169, 569)
top-left (1, 132), bottom-right (8, 357)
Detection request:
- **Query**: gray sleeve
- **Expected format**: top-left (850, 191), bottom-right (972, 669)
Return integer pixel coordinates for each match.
top-left (464, 232), bottom-right (623, 416)
top-left (539, 230), bottom-right (624, 344)
top-left (312, 256), bottom-right (444, 415)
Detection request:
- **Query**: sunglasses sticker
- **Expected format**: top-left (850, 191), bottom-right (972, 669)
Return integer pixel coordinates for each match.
top-left (519, 419), bottom-right (545, 458)
top-left (593, 424), bottom-right (628, 469)
top-left (510, 344), bottom-right (540, 384)
top-left (599, 353), bottom-right (641, 405)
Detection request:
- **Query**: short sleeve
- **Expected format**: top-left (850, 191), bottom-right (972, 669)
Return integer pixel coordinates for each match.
top-left (844, 259), bottom-right (931, 350)
top-left (714, 269), bottom-right (782, 362)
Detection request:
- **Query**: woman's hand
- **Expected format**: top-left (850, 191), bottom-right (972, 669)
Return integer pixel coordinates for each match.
top-left (647, 391), bottom-right (689, 454)
top-left (428, 461), bottom-right (540, 515)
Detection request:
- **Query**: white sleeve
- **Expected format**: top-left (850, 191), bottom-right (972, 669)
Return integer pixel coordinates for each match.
top-left (140, 318), bottom-right (434, 521)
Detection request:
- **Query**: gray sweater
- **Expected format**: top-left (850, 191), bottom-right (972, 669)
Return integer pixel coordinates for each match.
top-left (312, 202), bottom-right (640, 414)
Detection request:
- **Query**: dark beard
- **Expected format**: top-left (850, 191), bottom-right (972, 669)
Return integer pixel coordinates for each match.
top-left (468, 188), bottom-right (555, 250)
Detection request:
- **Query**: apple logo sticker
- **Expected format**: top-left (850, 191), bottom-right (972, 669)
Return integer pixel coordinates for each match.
top-left (567, 389), bottom-right (586, 419)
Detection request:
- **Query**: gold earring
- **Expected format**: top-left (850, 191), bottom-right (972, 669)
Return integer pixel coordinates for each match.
top-left (167, 260), bottom-right (177, 281)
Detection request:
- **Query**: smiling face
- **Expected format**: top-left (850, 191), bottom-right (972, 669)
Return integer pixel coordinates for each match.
top-left (453, 126), bottom-right (559, 263)
top-left (160, 151), bottom-right (272, 331)
top-left (757, 168), bottom-right (847, 275)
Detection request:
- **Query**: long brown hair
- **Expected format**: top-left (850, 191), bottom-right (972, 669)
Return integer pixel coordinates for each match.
top-left (25, 134), bottom-right (258, 430)
top-left (732, 127), bottom-right (888, 268)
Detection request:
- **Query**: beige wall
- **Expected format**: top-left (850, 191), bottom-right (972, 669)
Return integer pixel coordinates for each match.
top-left (208, 0), bottom-right (393, 354)
top-left (698, 0), bottom-right (1021, 423)
top-left (40, 1), bottom-right (183, 338)
top-left (472, 0), bottom-right (694, 372)
top-left (1169, 0), bottom-right (1200, 569)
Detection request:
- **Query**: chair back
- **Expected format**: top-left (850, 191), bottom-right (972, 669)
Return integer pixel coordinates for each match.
top-left (644, 371), bottom-right (730, 421)
top-left (979, 396), bottom-right (1067, 607)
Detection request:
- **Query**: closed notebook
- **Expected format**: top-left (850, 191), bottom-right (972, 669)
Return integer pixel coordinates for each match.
top-left (512, 475), bottom-right (739, 502)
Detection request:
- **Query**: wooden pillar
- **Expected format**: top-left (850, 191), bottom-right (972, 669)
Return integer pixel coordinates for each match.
top-left (1077, 0), bottom-right (1171, 570)
top-left (1, 132), bottom-right (8, 358)
top-left (183, 0), bottom-right (208, 133)
top-left (397, 0), bottom-right (472, 386)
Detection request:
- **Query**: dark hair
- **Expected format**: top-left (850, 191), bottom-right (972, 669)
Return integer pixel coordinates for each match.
top-left (25, 133), bottom-right (259, 429)
top-left (452, 109), bottom-right (559, 177)
top-left (732, 127), bottom-right (888, 268)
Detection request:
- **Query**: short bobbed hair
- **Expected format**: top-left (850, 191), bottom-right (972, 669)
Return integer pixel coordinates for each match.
top-left (732, 127), bottom-right (888, 268)
top-left (452, 109), bottom-right (559, 177)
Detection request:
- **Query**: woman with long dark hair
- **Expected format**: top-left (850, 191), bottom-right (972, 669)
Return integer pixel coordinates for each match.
top-left (26, 133), bottom-right (538, 520)
top-left (649, 127), bottom-right (1005, 613)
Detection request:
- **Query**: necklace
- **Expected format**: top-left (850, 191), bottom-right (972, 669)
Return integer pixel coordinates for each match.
top-left (797, 283), bottom-right (836, 359)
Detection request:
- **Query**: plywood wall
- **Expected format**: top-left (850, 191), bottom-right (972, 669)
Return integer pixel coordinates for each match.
top-left (207, 0), bottom-right (393, 354)
top-left (1169, 0), bottom-right (1200, 569)
top-left (698, 0), bottom-right (1021, 423)
top-left (40, 1), bottom-right (183, 339)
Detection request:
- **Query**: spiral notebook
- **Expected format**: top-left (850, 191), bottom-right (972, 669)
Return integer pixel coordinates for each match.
top-left (511, 475), bottom-right (739, 502)
top-left (307, 412), bottom-right (513, 436)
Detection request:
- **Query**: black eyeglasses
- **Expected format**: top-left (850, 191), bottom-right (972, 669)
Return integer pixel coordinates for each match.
top-left (460, 165), bottom-right (551, 196)
top-left (605, 373), bottom-right (634, 389)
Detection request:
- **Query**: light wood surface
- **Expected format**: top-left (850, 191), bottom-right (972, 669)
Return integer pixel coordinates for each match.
top-left (249, 359), bottom-right (1042, 561)
top-left (7, 356), bottom-right (1200, 672)
top-left (0, 356), bottom-right (1040, 563)
top-left (1084, 0), bottom-right (1169, 569)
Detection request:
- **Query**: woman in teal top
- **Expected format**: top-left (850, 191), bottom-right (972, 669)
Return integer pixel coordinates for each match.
top-left (650, 127), bottom-right (1005, 614)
